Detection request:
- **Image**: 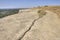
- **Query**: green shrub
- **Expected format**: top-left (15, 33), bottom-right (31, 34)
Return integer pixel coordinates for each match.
top-left (0, 9), bottom-right (19, 18)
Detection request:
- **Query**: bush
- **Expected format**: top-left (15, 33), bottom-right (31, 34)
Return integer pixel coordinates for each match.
top-left (0, 9), bottom-right (19, 18)
top-left (37, 10), bottom-right (46, 18)
top-left (37, 6), bottom-right (41, 8)
top-left (44, 5), bottom-right (48, 7)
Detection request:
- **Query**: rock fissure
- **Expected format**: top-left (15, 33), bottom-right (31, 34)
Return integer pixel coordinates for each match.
top-left (18, 10), bottom-right (47, 40)
top-left (18, 17), bottom-right (40, 40)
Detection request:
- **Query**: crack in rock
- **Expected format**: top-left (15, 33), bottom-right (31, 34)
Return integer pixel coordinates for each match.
top-left (18, 17), bottom-right (40, 40)
top-left (18, 11), bottom-right (46, 40)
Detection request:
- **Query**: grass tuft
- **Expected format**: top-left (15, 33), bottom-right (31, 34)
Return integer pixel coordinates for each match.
top-left (37, 10), bottom-right (46, 18)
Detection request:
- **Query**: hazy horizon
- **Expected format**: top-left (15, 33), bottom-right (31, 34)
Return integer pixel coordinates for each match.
top-left (0, 0), bottom-right (60, 9)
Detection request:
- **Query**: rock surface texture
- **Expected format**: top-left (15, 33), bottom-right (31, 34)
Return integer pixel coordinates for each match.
top-left (0, 9), bottom-right (60, 40)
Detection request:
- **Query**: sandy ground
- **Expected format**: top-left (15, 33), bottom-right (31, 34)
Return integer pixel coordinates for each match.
top-left (0, 9), bottom-right (60, 40)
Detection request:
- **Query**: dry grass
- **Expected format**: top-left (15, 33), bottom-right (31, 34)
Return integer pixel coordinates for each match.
top-left (38, 6), bottom-right (60, 18)
top-left (37, 10), bottom-right (46, 18)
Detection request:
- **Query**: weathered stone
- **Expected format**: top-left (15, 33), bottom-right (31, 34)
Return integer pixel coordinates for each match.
top-left (0, 9), bottom-right (60, 40)
top-left (21, 11), bottom-right (60, 40)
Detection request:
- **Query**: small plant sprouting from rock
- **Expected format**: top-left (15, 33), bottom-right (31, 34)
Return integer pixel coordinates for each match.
top-left (37, 10), bottom-right (46, 18)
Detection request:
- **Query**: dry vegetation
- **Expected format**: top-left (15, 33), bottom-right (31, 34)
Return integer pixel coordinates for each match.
top-left (32, 6), bottom-right (60, 18)
top-left (38, 6), bottom-right (60, 18)
top-left (37, 10), bottom-right (46, 18)
top-left (0, 6), bottom-right (60, 18)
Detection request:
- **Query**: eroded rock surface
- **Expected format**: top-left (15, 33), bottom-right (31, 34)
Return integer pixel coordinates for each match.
top-left (21, 11), bottom-right (60, 40)
top-left (0, 9), bottom-right (60, 40)
top-left (0, 9), bottom-right (39, 40)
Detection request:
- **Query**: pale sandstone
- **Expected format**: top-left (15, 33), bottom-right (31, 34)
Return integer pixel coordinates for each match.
top-left (0, 9), bottom-right (38, 40)
top-left (0, 9), bottom-right (60, 40)
top-left (21, 11), bottom-right (60, 40)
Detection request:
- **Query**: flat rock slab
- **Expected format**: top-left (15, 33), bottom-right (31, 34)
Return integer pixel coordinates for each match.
top-left (0, 9), bottom-right (38, 40)
top-left (21, 11), bottom-right (60, 40)
top-left (0, 10), bottom-right (60, 40)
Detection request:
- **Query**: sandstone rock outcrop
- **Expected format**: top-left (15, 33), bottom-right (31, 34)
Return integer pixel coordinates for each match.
top-left (0, 9), bottom-right (60, 40)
